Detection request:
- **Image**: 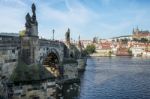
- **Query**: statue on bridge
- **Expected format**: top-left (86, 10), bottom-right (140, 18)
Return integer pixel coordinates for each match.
top-left (65, 28), bottom-right (70, 45)
top-left (22, 3), bottom-right (39, 65)
top-left (31, 3), bottom-right (37, 25)
top-left (25, 13), bottom-right (32, 28)
top-left (25, 3), bottom-right (38, 36)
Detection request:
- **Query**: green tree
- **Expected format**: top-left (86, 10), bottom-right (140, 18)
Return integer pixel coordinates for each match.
top-left (128, 49), bottom-right (132, 56)
top-left (85, 44), bottom-right (96, 54)
top-left (140, 38), bottom-right (148, 43)
top-left (116, 39), bottom-right (119, 42)
top-left (133, 38), bottom-right (139, 41)
top-left (121, 38), bottom-right (128, 44)
top-left (109, 51), bottom-right (112, 56)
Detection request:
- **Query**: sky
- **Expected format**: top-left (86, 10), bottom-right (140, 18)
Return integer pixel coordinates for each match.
top-left (0, 0), bottom-right (150, 40)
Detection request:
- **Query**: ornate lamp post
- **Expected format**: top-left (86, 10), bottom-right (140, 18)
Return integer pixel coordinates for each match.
top-left (52, 29), bottom-right (55, 40)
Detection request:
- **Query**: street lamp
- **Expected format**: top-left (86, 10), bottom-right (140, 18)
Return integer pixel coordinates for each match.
top-left (52, 29), bottom-right (55, 40)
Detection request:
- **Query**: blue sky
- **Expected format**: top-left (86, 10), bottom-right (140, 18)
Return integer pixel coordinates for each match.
top-left (0, 0), bottom-right (150, 40)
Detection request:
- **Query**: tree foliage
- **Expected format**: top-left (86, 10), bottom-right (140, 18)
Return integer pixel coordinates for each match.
top-left (85, 44), bottom-right (96, 54)
top-left (128, 49), bottom-right (132, 56)
top-left (19, 30), bottom-right (26, 37)
top-left (121, 38), bottom-right (129, 44)
top-left (133, 38), bottom-right (149, 43)
top-left (141, 38), bottom-right (148, 43)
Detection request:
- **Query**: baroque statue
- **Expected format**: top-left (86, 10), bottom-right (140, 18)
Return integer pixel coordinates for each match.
top-left (25, 13), bottom-right (32, 28)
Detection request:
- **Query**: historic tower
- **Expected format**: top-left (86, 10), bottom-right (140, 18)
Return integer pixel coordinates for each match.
top-left (65, 28), bottom-right (70, 45)
top-left (135, 26), bottom-right (139, 35)
top-left (78, 35), bottom-right (82, 51)
top-left (21, 3), bottom-right (39, 65)
top-left (77, 35), bottom-right (83, 58)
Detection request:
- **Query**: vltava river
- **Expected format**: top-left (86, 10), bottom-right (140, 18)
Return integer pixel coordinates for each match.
top-left (78, 57), bottom-right (150, 99)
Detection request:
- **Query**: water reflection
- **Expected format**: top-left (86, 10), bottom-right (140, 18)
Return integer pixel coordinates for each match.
top-left (79, 57), bottom-right (150, 99)
top-left (61, 57), bottom-right (150, 99)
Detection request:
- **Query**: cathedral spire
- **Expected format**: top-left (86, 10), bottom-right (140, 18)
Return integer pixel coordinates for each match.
top-left (78, 35), bottom-right (82, 49)
top-left (136, 26), bottom-right (139, 31)
top-left (135, 26), bottom-right (139, 34)
top-left (133, 28), bottom-right (135, 34)
top-left (67, 28), bottom-right (70, 33)
top-left (78, 35), bottom-right (80, 41)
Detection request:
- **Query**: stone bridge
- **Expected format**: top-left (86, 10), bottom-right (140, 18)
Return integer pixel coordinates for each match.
top-left (0, 3), bottom-right (86, 99)
top-left (38, 40), bottom-right (66, 64)
top-left (0, 3), bottom-right (84, 81)
top-left (37, 39), bottom-right (69, 77)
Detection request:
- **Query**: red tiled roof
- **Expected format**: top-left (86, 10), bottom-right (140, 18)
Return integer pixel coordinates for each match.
top-left (131, 42), bottom-right (150, 47)
top-left (99, 42), bottom-right (112, 49)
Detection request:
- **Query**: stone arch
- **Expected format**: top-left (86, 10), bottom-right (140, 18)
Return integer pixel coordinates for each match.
top-left (43, 48), bottom-right (60, 65)
top-left (42, 48), bottom-right (61, 77)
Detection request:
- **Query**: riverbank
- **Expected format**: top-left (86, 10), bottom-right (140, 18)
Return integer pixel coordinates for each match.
top-left (89, 53), bottom-right (150, 58)
top-left (89, 53), bottom-right (115, 57)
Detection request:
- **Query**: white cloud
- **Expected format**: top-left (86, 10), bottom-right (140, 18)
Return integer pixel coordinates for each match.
top-left (39, 0), bottom-right (97, 25)
top-left (0, 0), bottom-right (97, 40)
top-left (0, 2), bottom-right (26, 33)
top-left (36, 0), bottom-right (98, 40)
top-left (0, 0), bottom-right (150, 39)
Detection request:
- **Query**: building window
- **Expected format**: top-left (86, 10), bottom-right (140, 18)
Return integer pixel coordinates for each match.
top-left (12, 49), bottom-right (15, 54)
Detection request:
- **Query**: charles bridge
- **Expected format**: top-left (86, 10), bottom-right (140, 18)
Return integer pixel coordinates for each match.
top-left (0, 3), bottom-right (86, 99)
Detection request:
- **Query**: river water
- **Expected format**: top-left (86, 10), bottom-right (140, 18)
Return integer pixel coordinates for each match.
top-left (67, 56), bottom-right (150, 99)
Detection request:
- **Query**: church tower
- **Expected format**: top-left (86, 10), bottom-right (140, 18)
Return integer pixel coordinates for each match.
top-left (132, 28), bottom-right (135, 34)
top-left (21, 3), bottom-right (39, 65)
top-left (78, 35), bottom-right (82, 51)
top-left (65, 28), bottom-right (70, 45)
top-left (135, 26), bottom-right (139, 35)
top-left (78, 35), bottom-right (83, 58)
